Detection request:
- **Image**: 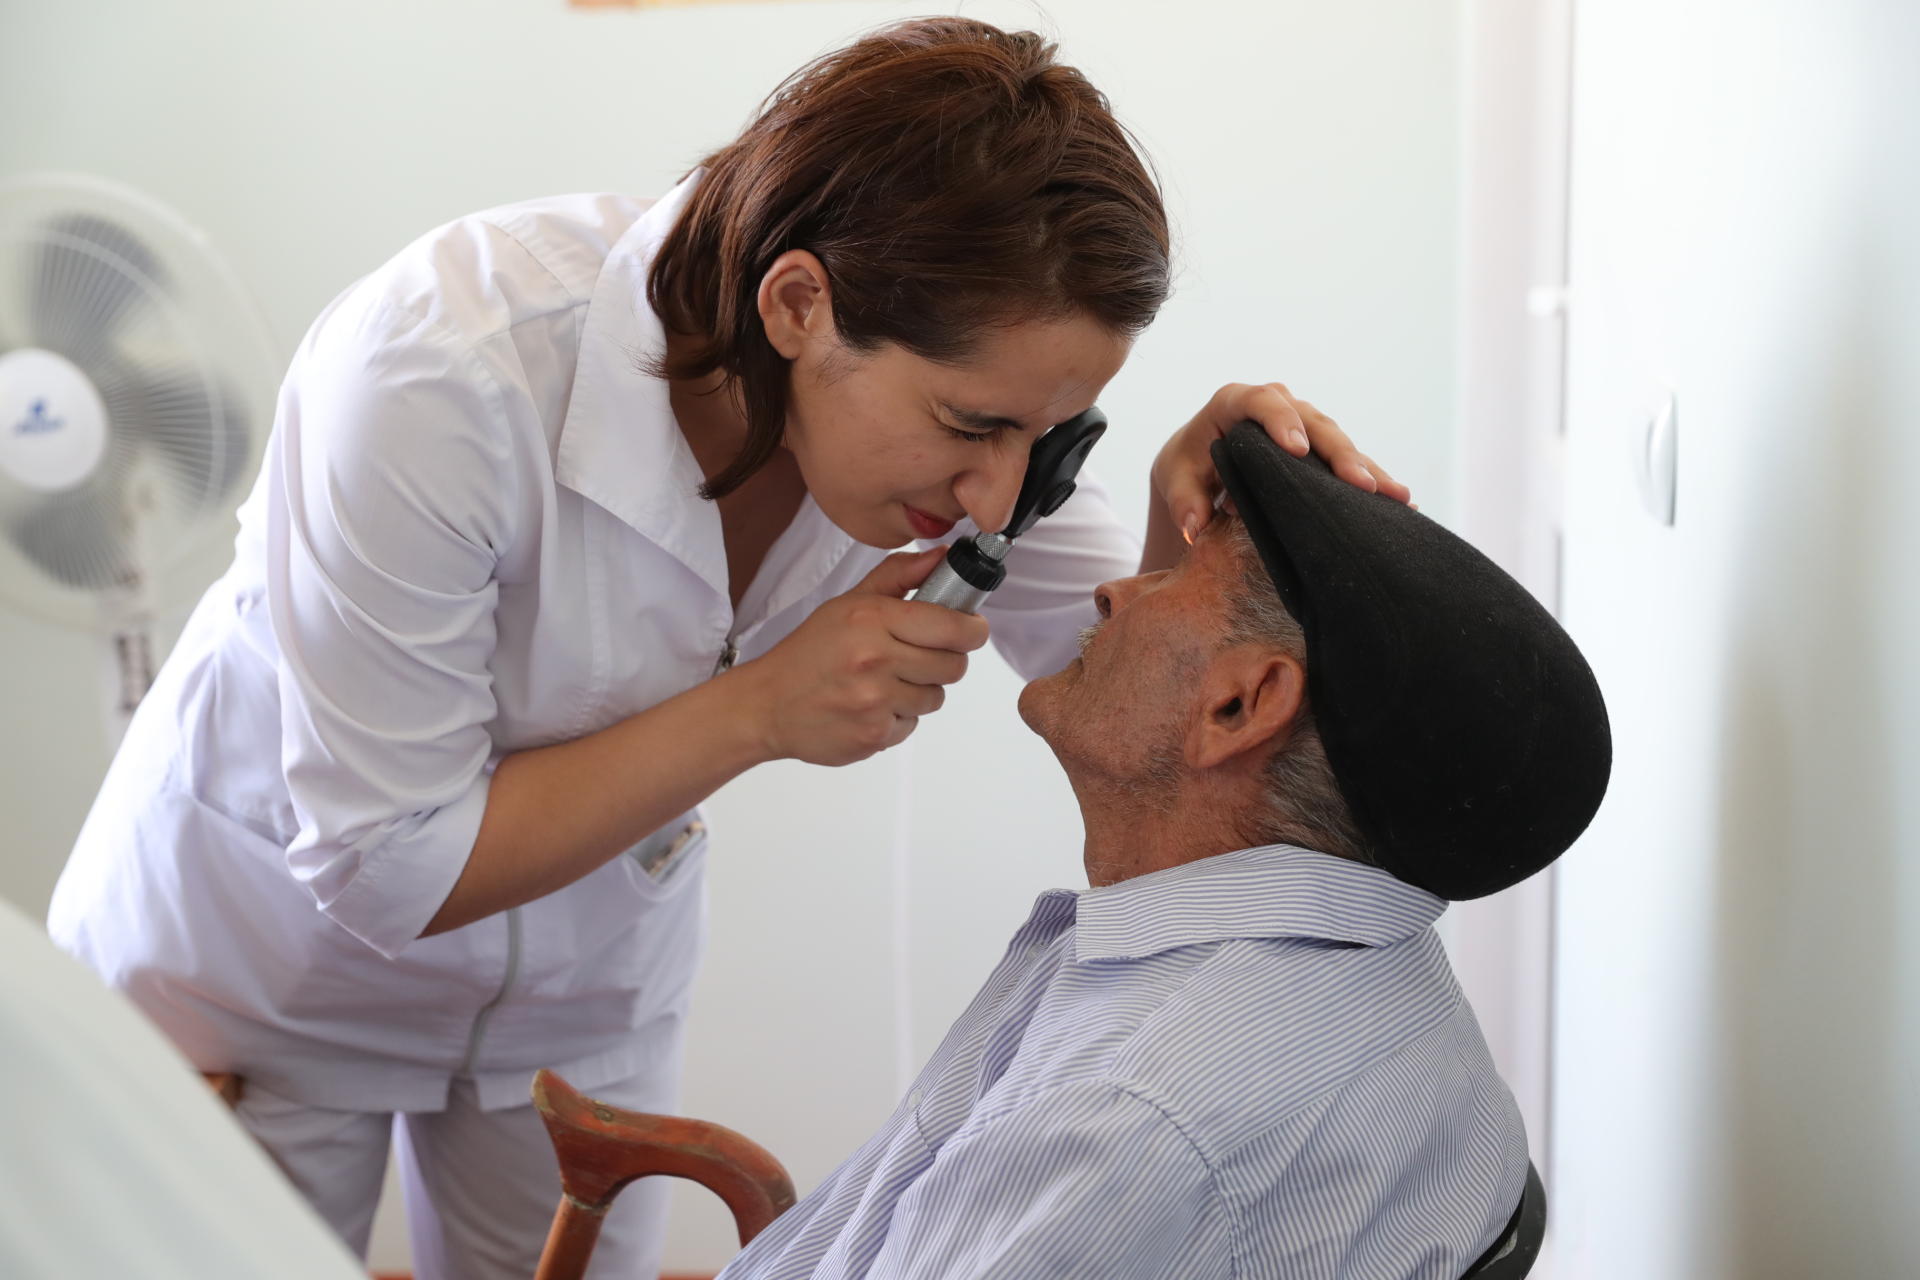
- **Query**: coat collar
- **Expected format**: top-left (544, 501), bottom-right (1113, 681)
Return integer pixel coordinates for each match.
top-left (1072, 844), bottom-right (1446, 962)
top-left (554, 170), bottom-right (852, 602)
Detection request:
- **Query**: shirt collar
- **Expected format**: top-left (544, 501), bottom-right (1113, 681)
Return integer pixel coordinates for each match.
top-left (1072, 845), bottom-right (1445, 962)
top-left (554, 171), bottom-right (855, 600)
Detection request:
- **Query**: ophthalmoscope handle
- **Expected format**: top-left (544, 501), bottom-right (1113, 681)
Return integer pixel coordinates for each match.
top-left (912, 533), bottom-right (1011, 614)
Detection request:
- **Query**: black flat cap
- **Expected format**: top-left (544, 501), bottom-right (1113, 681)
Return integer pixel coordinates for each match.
top-left (1211, 421), bottom-right (1610, 899)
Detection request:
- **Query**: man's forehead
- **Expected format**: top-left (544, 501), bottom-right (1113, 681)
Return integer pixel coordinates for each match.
top-left (1176, 518), bottom-right (1252, 620)
top-left (1194, 510), bottom-right (1246, 560)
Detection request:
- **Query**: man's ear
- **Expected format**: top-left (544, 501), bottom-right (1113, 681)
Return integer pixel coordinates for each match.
top-left (1186, 650), bottom-right (1306, 770)
top-left (758, 250), bottom-right (835, 360)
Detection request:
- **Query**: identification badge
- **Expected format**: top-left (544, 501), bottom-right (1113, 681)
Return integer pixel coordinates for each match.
top-left (633, 818), bottom-right (705, 883)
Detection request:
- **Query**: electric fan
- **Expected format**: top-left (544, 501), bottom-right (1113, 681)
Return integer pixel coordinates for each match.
top-left (0, 174), bottom-right (279, 739)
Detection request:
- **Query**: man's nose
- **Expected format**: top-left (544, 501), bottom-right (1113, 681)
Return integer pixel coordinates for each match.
top-left (1093, 573), bottom-right (1152, 619)
top-left (954, 447), bottom-right (1029, 535)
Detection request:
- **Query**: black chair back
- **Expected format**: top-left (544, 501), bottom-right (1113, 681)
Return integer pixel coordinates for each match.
top-left (1459, 1161), bottom-right (1545, 1279)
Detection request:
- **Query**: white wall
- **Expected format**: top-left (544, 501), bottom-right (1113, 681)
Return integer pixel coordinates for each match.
top-left (1553, 1), bottom-right (1920, 1275)
top-left (0, 1), bottom-right (1464, 1272)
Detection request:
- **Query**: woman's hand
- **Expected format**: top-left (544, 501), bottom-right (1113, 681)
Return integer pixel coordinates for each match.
top-left (1151, 383), bottom-right (1413, 546)
top-left (733, 547), bottom-right (989, 767)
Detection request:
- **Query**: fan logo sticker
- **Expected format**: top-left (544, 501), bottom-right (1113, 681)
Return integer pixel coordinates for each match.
top-left (14, 399), bottom-right (65, 436)
top-left (0, 348), bottom-right (109, 491)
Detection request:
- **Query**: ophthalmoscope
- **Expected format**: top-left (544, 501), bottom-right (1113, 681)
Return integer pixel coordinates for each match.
top-left (909, 406), bottom-right (1107, 613)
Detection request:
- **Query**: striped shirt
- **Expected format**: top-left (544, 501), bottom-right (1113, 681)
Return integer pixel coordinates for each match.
top-left (718, 845), bottom-right (1527, 1279)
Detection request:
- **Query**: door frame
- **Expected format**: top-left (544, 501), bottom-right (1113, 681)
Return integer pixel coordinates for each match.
top-left (1443, 0), bottom-right (1575, 1254)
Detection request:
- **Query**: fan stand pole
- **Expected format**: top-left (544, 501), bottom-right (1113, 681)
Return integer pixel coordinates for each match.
top-left (99, 582), bottom-right (156, 747)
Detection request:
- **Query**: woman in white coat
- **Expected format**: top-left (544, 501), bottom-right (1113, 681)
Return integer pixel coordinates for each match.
top-left (48, 18), bottom-right (1407, 1279)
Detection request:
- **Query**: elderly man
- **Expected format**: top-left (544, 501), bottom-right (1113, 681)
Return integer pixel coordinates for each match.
top-left (721, 423), bottom-right (1610, 1280)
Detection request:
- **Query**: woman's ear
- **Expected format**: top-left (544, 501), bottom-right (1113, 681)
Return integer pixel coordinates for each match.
top-left (758, 250), bottom-right (835, 359)
top-left (1186, 650), bottom-right (1306, 770)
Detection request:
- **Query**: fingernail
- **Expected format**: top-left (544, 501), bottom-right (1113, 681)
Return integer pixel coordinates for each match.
top-left (1357, 465), bottom-right (1377, 488)
top-left (1288, 430), bottom-right (1309, 451)
top-left (1181, 515), bottom-right (1199, 546)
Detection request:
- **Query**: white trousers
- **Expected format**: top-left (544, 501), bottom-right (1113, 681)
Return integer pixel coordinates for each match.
top-left (236, 1072), bottom-right (675, 1280)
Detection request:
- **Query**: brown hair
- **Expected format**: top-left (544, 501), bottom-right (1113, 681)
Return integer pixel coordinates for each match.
top-left (647, 17), bottom-right (1171, 499)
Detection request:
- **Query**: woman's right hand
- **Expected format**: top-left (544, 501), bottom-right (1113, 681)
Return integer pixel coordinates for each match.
top-left (734, 547), bottom-right (991, 766)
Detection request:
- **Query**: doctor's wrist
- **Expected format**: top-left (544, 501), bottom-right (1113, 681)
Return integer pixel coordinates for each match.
top-left (699, 660), bottom-right (786, 770)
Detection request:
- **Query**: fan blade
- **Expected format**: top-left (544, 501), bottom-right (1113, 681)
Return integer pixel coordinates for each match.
top-left (5, 482), bottom-right (137, 592)
top-left (201, 376), bottom-right (256, 504)
top-left (96, 361), bottom-right (250, 510)
top-left (25, 213), bottom-right (167, 366)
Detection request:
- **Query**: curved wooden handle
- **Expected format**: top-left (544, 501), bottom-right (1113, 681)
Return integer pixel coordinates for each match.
top-left (531, 1068), bottom-right (796, 1280)
top-left (201, 1072), bottom-right (244, 1107)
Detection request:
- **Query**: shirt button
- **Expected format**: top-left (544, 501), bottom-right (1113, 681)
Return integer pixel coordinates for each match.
top-left (906, 1088), bottom-right (923, 1110)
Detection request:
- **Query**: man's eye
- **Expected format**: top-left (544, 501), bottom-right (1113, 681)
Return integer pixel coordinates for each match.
top-left (941, 424), bottom-right (997, 444)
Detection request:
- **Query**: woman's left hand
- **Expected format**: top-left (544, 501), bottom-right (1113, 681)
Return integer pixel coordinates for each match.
top-left (1151, 382), bottom-right (1413, 544)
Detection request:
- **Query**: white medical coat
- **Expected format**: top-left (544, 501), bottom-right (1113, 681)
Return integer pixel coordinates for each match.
top-left (47, 175), bottom-right (1137, 1113)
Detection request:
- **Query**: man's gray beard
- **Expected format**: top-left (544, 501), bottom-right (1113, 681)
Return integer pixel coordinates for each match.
top-left (1066, 619), bottom-right (1184, 813)
top-left (1124, 743), bottom-right (1184, 814)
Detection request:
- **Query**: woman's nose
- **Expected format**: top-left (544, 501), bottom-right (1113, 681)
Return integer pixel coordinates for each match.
top-left (955, 448), bottom-right (1030, 535)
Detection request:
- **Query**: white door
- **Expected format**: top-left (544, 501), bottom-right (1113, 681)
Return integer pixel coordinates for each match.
top-left (1551, 2), bottom-right (1920, 1276)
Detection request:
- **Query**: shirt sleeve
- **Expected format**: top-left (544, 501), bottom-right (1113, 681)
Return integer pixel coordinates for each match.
top-left (864, 1083), bottom-right (1231, 1280)
top-left (263, 294), bottom-right (523, 959)
top-left (977, 468), bottom-right (1140, 681)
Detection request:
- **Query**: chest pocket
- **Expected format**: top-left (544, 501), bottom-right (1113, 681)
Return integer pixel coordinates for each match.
top-left (624, 815), bottom-right (706, 893)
